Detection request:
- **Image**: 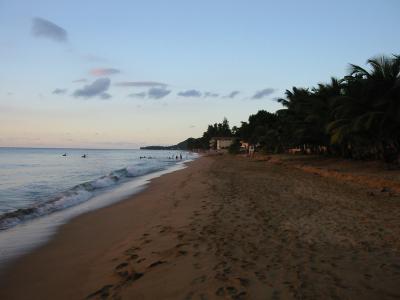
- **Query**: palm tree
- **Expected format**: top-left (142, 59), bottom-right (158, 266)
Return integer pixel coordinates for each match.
top-left (328, 54), bottom-right (400, 160)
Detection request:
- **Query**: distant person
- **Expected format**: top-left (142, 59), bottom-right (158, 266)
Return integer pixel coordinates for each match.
top-left (175, 155), bottom-right (178, 160)
top-left (249, 145), bottom-right (255, 158)
top-left (81, 154), bottom-right (87, 158)
top-left (180, 153), bottom-right (182, 160)
top-left (62, 153), bottom-right (67, 157)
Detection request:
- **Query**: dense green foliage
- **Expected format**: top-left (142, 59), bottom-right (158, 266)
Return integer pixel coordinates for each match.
top-left (228, 139), bottom-right (241, 154)
top-left (190, 54), bottom-right (400, 163)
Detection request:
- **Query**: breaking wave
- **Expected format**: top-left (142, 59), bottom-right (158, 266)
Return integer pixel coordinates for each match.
top-left (0, 161), bottom-right (171, 230)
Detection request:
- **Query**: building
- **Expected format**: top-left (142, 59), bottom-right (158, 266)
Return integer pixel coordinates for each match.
top-left (209, 137), bottom-right (237, 150)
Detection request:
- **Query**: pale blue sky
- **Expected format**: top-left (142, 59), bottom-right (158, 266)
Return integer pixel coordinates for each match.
top-left (1, 0), bottom-right (399, 148)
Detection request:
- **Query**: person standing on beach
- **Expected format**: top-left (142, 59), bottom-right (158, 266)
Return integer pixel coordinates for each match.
top-left (249, 145), bottom-right (255, 158)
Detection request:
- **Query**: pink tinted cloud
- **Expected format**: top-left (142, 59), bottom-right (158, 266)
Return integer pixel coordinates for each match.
top-left (90, 68), bottom-right (120, 76)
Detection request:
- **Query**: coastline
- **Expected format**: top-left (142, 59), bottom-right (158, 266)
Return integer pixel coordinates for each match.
top-left (1, 155), bottom-right (400, 299)
top-left (0, 156), bottom-right (205, 299)
top-left (0, 158), bottom-right (190, 270)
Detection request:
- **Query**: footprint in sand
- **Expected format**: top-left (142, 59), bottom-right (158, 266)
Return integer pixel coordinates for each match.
top-left (237, 277), bottom-right (250, 287)
top-left (215, 286), bottom-right (246, 299)
top-left (148, 260), bottom-right (167, 268)
top-left (177, 250), bottom-right (188, 256)
top-left (129, 254), bottom-right (139, 260)
top-left (175, 243), bottom-right (188, 248)
top-left (86, 284), bottom-right (113, 299)
top-left (193, 262), bottom-right (201, 269)
top-left (115, 262), bottom-right (129, 270)
top-left (124, 246), bottom-right (141, 255)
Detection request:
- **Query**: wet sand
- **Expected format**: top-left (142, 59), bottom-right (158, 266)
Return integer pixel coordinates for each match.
top-left (1, 155), bottom-right (400, 299)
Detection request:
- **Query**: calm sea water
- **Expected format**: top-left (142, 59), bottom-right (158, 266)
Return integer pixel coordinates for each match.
top-left (0, 148), bottom-right (193, 230)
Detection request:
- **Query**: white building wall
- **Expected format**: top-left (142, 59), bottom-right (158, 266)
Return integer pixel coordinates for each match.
top-left (217, 139), bottom-right (234, 149)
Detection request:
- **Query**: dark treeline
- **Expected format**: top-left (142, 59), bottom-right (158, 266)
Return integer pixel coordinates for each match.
top-left (188, 54), bottom-right (400, 164)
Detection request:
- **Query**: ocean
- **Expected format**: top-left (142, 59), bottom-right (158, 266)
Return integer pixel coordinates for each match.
top-left (0, 147), bottom-right (195, 267)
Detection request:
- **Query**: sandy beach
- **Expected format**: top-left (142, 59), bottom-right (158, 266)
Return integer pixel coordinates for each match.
top-left (1, 154), bottom-right (400, 300)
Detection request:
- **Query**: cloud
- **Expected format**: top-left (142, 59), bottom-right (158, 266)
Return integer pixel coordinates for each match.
top-left (128, 92), bottom-right (146, 98)
top-left (251, 88), bottom-right (275, 99)
top-left (52, 88), bottom-right (67, 95)
top-left (73, 78), bottom-right (111, 98)
top-left (72, 78), bottom-right (87, 83)
top-left (178, 89), bottom-right (202, 97)
top-left (115, 81), bottom-right (167, 88)
top-left (90, 68), bottom-right (120, 76)
top-left (148, 87), bottom-right (171, 99)
top-left (31, 17), bottom-right (67, 42)
top-left (204, 92), bottom-right (219, 98)
top-left (225, 91), bottom-right (240, 98)
top-left (100, 93), bottom-right (111, 99)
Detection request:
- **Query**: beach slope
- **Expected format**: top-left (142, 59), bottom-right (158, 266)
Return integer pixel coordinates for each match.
top-left (1, 155), bottom-right (400, 299)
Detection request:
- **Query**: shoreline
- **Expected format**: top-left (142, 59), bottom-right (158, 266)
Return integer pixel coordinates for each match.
top-left (0, 158), bottom-right (191, 271)
top-left (1, 155), bottom-right (400, 299)
top-left (0, 156), bottom-right (206, 299)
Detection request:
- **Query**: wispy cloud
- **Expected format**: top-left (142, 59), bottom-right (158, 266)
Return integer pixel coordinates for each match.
top-left (90, 68), bottom-right (120, 76)
top-left (115, 81), bottom-right (167, 88)
top-left (73, 78), bottom-right (111, 98)
top-left (31, 17), bottom-right (67, 42)
top-left (52, 88), bottom-right (67, 95)
top-left (204, 92), bottom-right (219, 98)
top-left (72, 78), bottom-right (87, 83)
top-left (100, 93), bottom-right (112, 100)
top-left (178, 89), bottom-right (202, 97)
top-left (128, 92), bottom-right (146, 98)
top-left (251, 88), bottom-right (275, 99)
top-left (225, 91), bottom-right (240, 98)
top-left (148, 87), bottom-right (171, 99)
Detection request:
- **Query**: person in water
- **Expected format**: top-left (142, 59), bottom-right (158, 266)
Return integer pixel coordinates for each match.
top-left (180, 153), bottom-right (182, 160)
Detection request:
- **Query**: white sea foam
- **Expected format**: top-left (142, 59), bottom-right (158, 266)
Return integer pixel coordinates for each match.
top-left (0, 156), bottom-right (191, 231)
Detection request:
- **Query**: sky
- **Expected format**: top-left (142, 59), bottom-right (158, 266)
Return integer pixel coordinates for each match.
top-left (1, 0), bottom-right (399, 148)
